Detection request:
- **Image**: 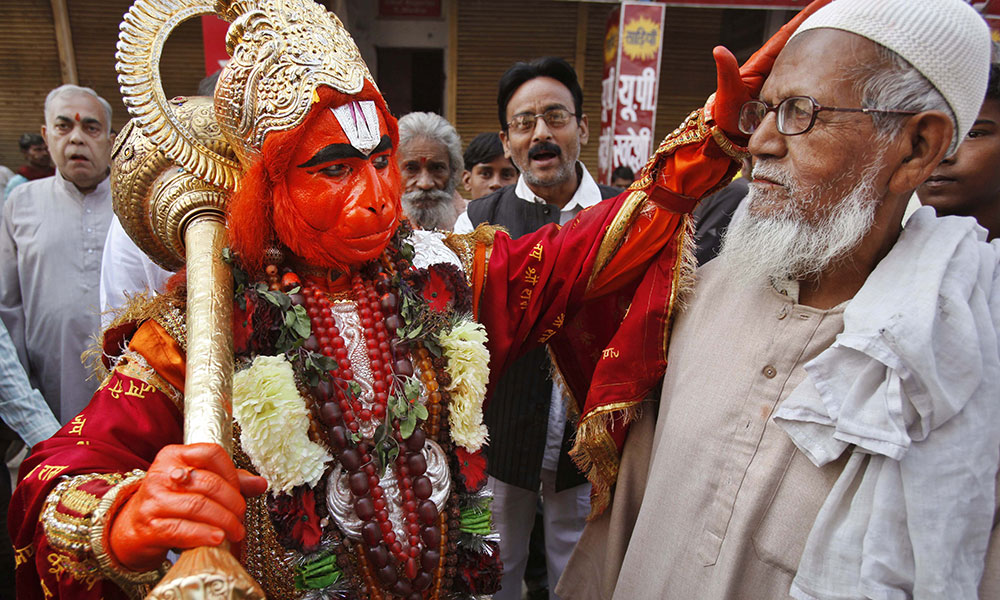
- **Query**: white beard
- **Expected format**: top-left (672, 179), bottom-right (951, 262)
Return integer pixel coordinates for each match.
top-left (401, 188), bottom-right (457, 231)
top-left (718, 159), bottom-right (882, 287)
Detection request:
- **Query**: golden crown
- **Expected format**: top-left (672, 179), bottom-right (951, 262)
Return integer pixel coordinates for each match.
top-left (114, 0), bottom-right (376, 264)
top-left (117, 0), bottom-right (376, 187)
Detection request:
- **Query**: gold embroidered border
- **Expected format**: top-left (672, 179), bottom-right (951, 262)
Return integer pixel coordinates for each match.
top-left (569, 400), bottom-right (643, 519)
top-left (586, 108), bottom-right (711, 292)
top-left (442, 232), bottom-right (475, 277)
top-left (43, 474), bottom-right (123, 557)
top-left (59, 487), bottom-right (102, 516)
top-left (153, 304), bottom-right (187, 352)
top-left (116, 352), bottom-right (184, 411)
top-left (665, 215), bottom-right (697, 357)
top-left (710, 126), bottom-right (750, 161)
top-left (89, 470), bottom-right (169, 598)
top-left (41, 472), bottom-right (139, 589)
top-left (103, 288), bottom-right (185, 339)
top-left (445, 223), bottom-right (501, 278)
top-left (586, 189), bottom-right (649, 292)
top-left (87, 286), bottom-right (186, 381)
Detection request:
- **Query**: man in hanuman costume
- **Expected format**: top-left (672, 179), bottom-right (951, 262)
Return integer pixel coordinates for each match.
top-left (9, 0), bottom-right (823, 597)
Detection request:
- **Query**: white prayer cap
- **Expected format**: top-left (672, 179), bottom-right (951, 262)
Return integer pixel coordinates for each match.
top-left (790, 0), bottom-right (991, 152)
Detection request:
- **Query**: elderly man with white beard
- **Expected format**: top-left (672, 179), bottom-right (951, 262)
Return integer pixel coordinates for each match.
top-left (396, 111), bottom-right (465, 230)
top-left (557, 0), bottom-right (1000, 599)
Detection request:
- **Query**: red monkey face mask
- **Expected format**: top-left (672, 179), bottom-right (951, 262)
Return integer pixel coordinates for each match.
top-left (274, 105), bottom-right (401, 269)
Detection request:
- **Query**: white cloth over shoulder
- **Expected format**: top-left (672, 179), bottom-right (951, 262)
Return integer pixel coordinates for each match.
top-left (774, 207), bottom-right (1000, 600)
top-left (99, 214), bottom-right (173, 327)
top-left (409, 229), bottom-right (463, 271)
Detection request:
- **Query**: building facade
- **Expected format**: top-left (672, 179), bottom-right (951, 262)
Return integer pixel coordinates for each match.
top-left (0, 0), bottom-right (778, 180)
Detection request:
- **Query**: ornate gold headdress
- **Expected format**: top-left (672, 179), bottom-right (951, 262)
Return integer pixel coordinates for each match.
top-left (113, 0), bottom-right (376, 266)
top-left (214, 0), bottom-right (375, 164)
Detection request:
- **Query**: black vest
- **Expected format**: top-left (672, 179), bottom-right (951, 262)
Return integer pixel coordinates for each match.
top-left (468, 182), bottom-right (620, 491)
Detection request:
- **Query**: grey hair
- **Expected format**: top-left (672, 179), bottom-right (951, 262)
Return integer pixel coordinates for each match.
top-left (848, 44), bottom-right (957, 153)
top-left (44, 84), bottom-right (113, 135)
top-left (398, 112), bottom-right (463, 190)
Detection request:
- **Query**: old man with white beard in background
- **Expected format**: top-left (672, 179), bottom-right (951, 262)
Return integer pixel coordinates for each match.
top-left (397, 112), bottom-right (465, 231)
top-left (557, 0), bottom-right (1000, 598)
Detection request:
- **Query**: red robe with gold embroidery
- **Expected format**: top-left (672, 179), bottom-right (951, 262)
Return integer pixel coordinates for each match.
top-left (10, 109), bottom-right (735, 598)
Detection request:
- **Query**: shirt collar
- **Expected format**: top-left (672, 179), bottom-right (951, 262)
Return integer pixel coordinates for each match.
top-left (770, 276), bottom-right (850, 310)
top-left (513, 161), bottom-right (603, 213)
top-left (54, 168), bottom-right (110, 201)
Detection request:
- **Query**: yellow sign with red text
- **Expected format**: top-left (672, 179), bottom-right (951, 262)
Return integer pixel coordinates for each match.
top-left (621, 16), bottom-right (660, 61)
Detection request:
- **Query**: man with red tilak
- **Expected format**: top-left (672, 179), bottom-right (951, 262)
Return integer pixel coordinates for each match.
top-left (8, 0), bottom-right (826, 598)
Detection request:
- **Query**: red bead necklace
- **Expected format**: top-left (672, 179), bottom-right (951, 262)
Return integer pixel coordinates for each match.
top-left (303, 269), bottom-right (440, 596)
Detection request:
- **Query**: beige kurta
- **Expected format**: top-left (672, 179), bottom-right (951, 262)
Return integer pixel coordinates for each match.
top-left (557, 255), bottom-right (1000, 599)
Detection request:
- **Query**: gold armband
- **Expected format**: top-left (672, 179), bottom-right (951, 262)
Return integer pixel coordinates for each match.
top-left (710, 126), bottom-right (750, 161)
top-left (89, 470), bottom-right (170, 596)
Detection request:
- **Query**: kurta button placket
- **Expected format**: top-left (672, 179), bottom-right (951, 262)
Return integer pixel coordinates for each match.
top-left (618, 262), bottom-right (848, 595)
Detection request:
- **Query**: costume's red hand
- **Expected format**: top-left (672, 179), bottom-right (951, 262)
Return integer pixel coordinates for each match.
top-left (710, 0), bottom-right (833, 140)
top-left (108, 443), bottom-right (268, 572)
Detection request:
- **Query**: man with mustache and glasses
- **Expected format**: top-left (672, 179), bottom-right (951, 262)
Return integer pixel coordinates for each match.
top-left (397, 111), bottom-right (465, 231)
top-left (454, 56), bottom-right (620, 600)
top-left (558, 1), bottom-right (1000, 599)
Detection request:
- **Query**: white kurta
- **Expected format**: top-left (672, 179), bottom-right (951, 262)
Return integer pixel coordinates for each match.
top-left (558, 250), bottom-right (1000, 599)
top-left (0, 172), bottom-right (113, 423)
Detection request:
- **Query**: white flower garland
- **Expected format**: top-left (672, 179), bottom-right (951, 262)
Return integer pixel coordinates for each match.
top-left (232, 355), bottom-right (332, 493)
top-left (439, 319), bottom-right (490, 452)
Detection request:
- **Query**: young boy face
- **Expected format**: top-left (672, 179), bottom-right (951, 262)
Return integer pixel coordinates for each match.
top-left (918, 97), bottom-right (1000, 239)
top-left (462, 155), bottom-right (518, 200)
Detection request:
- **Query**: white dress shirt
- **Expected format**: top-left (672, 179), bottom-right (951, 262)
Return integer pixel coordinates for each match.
top-left (0, 172), bottom-right (113, 423)
top-left (99, 214), bottom-right (173, 327)
top-left (454, 162), bottom-right (604, 471)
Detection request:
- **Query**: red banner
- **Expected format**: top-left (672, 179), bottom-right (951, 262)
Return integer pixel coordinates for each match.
top-left (597, 5), bottom-right (621, 185)
top-left (201, 15), bottom-right (229, 76)
top-left (656, 0), bottom-right (1000, 12)
top-left (598, 2), bottom-right (666, 185)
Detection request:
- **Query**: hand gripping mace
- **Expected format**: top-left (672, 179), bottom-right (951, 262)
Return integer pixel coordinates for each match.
top-left (113, 1), bottom-right (264, 597)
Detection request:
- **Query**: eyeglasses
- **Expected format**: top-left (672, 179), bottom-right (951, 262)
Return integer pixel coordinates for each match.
top-left (506, 108), bottom-right (576, 134)
top-left (738, 96), bottom-right (919, 136)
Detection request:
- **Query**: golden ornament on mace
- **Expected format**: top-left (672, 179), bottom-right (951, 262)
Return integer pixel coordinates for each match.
top-left (114, 0), bottom-right (376, 595)
top-left (114, 0), bottom-right (258, 597)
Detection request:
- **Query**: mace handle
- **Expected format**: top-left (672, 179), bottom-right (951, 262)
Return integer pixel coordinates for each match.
top-left (145, 213), bottom-right (265, 599)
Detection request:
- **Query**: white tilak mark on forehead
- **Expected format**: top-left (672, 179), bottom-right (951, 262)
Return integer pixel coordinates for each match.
top-left (331, 101), bottom-right (381, 155)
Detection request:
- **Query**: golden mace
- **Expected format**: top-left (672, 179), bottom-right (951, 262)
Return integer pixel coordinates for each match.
top-left (113, 0), bottom-right (263, 596)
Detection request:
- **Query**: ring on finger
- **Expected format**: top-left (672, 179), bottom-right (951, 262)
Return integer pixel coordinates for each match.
top-left (169, 466), bottom-right (196, 485)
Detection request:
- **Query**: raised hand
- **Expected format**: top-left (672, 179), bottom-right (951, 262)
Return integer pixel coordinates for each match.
top-left (710, 0), bottom-right (833, 140)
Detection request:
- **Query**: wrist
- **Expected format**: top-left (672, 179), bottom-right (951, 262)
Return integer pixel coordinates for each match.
top-left (92, 470), bottom-right (170, 582)
top-left (709, 127), bottom-right (750, 162)
top-left (704, 92), bottom-right (750, 147)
